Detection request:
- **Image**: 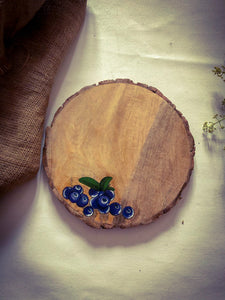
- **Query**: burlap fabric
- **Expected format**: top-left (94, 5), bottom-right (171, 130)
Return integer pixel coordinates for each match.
top-left (0, 0), bottom-right (87, 194)
top-left (0, 0), bottom-right (46, 74)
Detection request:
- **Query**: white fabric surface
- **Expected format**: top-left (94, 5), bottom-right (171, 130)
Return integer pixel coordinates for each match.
top-left (1, 0), bottom-right (225, 299)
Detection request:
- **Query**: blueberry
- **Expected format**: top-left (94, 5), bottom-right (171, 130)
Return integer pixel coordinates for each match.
top-left (104, 190), bottom-right (115, 201)
top-left (98, 195), bottom-right (110, 207)
top-left (98, 205), bottom-right (110, 214)
top-left (73, 185), bottom-right (83, 194)
top-left (89, 188), bottom-right (100, 197)
top-left (90, 196), bottom-right (99, 209)
top-left (83, 206), bottom-right (94, 217)
top-left (69, 191), bottom-right (80, 203)
top-left (122, 206), bottom-right (134, 219)
top-left (77, 194), bottom-right (89, 207)
top-left (62, 187), bottom-right (73, 199)
top-left (109, 202), bottom-right (121, 216)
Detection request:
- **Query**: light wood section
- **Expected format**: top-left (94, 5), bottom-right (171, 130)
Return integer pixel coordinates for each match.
top-left (43, 80), bottom-right (195, 228)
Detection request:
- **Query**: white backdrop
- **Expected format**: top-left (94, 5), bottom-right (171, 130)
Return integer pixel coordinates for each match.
top-left (1, 1), bottom-right (225, 299)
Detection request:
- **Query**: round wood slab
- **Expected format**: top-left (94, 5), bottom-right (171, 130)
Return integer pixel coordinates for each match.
top-left (43, 79), bottom-right (195, 228)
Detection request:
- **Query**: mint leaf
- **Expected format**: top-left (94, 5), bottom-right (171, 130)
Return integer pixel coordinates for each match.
top-left (107, 186), bottom-right (115, 191)
top-left (79, 177), bottom-right (100, 190)
top-left (100, 176), bottom-right (113, 191)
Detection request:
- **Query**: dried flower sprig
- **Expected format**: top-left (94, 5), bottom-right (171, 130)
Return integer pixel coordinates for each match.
top-left (212, 64), bottom-right (225, 106)
top-left (203, 114), bottom-right (225, 133)
top-left (203, 62), bottom-right (225, 149)
top-left (212, 65), bottom-right (225, 82)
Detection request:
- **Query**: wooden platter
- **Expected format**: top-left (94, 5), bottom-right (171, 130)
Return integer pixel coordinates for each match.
top-left (43, 79), bottom-right (195, 228)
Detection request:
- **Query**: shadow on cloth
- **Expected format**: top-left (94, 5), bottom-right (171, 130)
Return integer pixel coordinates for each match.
top-left (202, 91), bottom-right (225, 215)
top-left (0, 176), bottom-right (38, 247)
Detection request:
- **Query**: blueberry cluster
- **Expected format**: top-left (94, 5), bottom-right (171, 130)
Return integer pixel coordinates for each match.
top-left (62, 185), bottom-right (88, 207)
top-left (62, 184), bottom-right (134, 219)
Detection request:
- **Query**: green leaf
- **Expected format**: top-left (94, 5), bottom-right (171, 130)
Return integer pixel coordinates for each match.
top-left (107, 186), bottom-right (115, 191)
top-left (79, 177), bottom-right (100, 190)
top-left (100, 176), bottom-right (113, 191)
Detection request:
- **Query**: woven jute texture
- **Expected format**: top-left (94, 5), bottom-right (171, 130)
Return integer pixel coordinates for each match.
top-left (0, 0), bottom-right (87, 194)
top-left (0, 0), bottom-right (46, 74)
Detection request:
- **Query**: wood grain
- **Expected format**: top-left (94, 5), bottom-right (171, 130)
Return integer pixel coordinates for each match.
top-left (43, 79), bottom-right (195, 228)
